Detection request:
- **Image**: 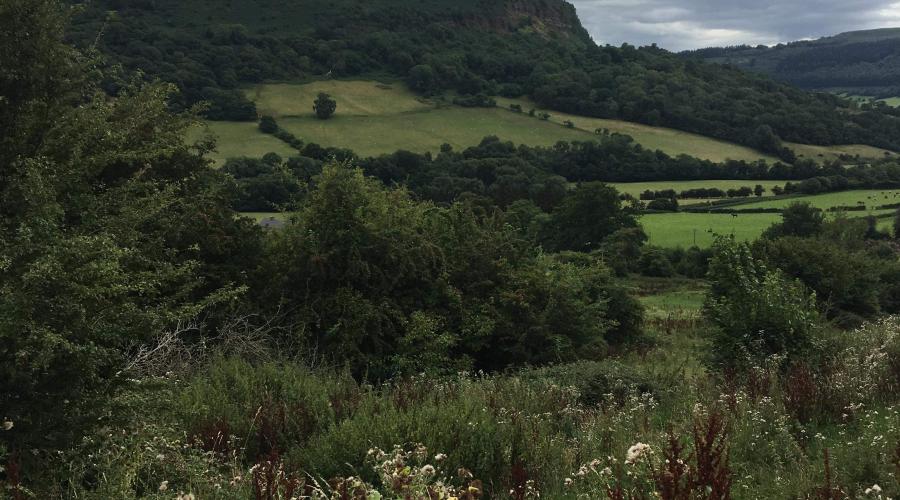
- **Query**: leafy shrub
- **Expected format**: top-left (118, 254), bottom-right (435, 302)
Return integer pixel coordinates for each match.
top-left (704, 237), bottom-right (819, 367)
top-left (755, 236), bottom-right (883, 325)
top-left (638, 248), bottom-right (676, 278)
top-left (255, 164), bottom-right (641, 377)
top-left (258, 115), bottom-right (278, 134)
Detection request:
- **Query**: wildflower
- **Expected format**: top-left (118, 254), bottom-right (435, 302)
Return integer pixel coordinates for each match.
top-left (176, 493), bottom-right (195, 500)
top-left (435, 453), bottom-right (448, 462)
top-left (158, 480), bottom-right (169, 492)
top-left (564, 478), bottom-right (574, 487)
top-left (421, 465), bottom-right (436, 476)
top-left (625, 443), bottom-right (652, 464)
top-left (2, 420), bottom-right (12, 431)
top-left (865, 484), bottom-right (883, 495)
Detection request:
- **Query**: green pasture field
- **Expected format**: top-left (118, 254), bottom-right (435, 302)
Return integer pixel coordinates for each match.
top-left (277, 106), bottom-right (595, 157)
top-left (214, 81), bottom-right (780, 161)
top-left (193, 81), bottom-right (897, 171)
top-left (188, 121), bottom-right (297, 166)
top-left (845, 94), bottom-right (900, 108)
top-left (611, 180), bottom-right (787, 204)
top-left (787, 141), bottom-right (895, 162)
top-left (642, 189), bottom-right (900, 248)
top-left (730, 189), bottom-right (900, 211)
top-left (248, 81), bottom-right (432, 118)
top-left (197, 81), bottom-right (894, 165)
top-left (495, 97), bottom-right (777, 163)
top-left (641, 212), bottom-right (778, 248)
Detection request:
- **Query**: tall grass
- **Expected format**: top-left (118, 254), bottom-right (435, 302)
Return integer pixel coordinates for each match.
top-left (26, 318), bottom-right (900, 498)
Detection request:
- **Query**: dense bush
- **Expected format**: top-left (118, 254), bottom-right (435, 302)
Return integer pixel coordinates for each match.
top-left (253, 164), bottom-right (642, 377)
top-left (0, 0), bottom-right (254, 460)
top-left (756, 236), bottom-right (884, 325)
top-left (704, 237), bottom-right (820, 367)
top-left (762, 202), bottom-right (826, 238)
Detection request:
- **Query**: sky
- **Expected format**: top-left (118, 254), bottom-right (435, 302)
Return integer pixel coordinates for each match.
top-left (568, 0), bottom-right (900, 51)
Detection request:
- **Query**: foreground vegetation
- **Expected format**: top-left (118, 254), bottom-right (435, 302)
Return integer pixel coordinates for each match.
top-left (36, 316), bottom-right (900, 498)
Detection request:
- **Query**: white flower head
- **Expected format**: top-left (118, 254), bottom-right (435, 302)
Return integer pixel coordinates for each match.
top-left (2, 420), bottom-right (12, 431)
top-left (865, 484), bottom-right (883, 495)
top-left (625, 443), bottom-right (652, 464)
top-left (158, 480), bottom-right (169, 492)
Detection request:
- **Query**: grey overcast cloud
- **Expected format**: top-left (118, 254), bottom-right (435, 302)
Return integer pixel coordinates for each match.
top-left (568, 0), bottom-right (900, 51)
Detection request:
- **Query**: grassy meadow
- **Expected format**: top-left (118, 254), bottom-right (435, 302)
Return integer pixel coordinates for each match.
top-left (191, 81), bottom-right (895, 166)
top-left (248, 80), bottom-right (433, 117)
top-left (277, 106), bottom-right (595, 157)
top-left (202, 81), bottom-right (785, 161)
top-left (641, 212), bottom-right (778, 248)
top-left (787, 141), bottom-right (896, 162)
top-left (637, 188), bottom-right (900, 248)
top-left (611, 180), bottom-right (787, 205)
top-left (188, 121), bottom-right (297, 165)
top-left (495, 97), bottom-right (777, 163)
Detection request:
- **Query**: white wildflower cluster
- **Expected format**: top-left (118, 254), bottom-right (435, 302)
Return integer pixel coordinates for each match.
top-left (362, 444), bottom-right (482, 499)
top-left (864, 484), bottom-right (883, 497)
top-left (625, 443), bottom-right (652, 464)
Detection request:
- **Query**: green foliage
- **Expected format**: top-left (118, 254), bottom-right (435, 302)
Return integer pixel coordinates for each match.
top-left (755, 236), bottom-right (884, 325)
top-left (638, 248), bottom-right (676, 278)
top-left (69, 0), bottom-right (900, 156)
top-left (544, 182), bottom-right (639, 252)
top-left (313, 92), bottom-right (337, 120)
top-left (44, 314), bottom-right (900, 498)
top-left (704, 237), bottom-right (819, 366)
top-left (258, 115), bottom-right (278, 134)
top-left (255, 163), bottom-right (640, 377)
top-left (894, 207), bottom-right (900, 238)
top-left (407, 64), bottom-right (437, 93)
top-left (762, 202), bottom-right (826, 238)
top-left (0, 0), bottom-right (251, 463)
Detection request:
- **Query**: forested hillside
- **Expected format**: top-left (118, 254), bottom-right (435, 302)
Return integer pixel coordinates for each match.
top-left (68, 0), bottom-right (900, 160)
top-left (685, 28), bottom-right (900, 97)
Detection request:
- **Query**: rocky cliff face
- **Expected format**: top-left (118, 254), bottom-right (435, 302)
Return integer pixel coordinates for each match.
top-left (451, 0), bottom-right (590, 40)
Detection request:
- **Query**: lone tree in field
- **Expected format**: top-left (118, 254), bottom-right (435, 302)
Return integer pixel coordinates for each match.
top-left (314, 92), bottom-right (337, 120)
